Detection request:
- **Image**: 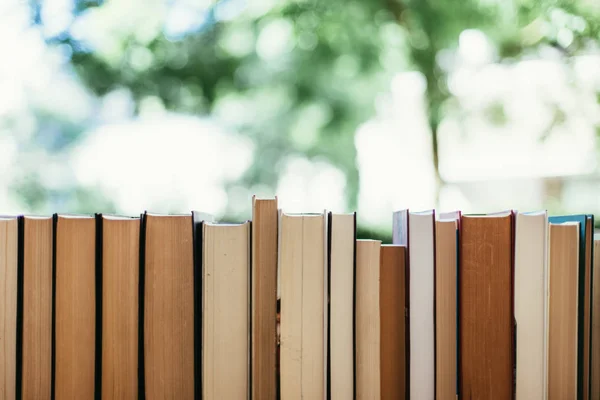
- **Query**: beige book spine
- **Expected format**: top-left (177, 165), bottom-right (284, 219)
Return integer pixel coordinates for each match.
top-left (329, 214), bottom-right (355, 400)
top-left (356, 240), bottom-right (381, 400)
top-left (279, 213), bottom-right (326, 400)
top-left (203, 222), bottom-right (250, 399)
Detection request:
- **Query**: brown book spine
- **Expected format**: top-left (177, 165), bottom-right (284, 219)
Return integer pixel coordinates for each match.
top-left (21, 217), bottom-right (52, 400)
top-left (251, 198), bottom-right (278, 400)
top-left (548, 222), bottom-right (580, 399)
top-left (143, 214), bottom-right (195, 398)
top-left (435, 219), bottom-right (458, 400)
top-left (101, 216), bottom-right (140, 399)
top-left (380, 245), bottom-right (406, 400)
top-left (459, 214), bottom-right (513, 399)
top-left (54, 216), bottom-right (96, 399)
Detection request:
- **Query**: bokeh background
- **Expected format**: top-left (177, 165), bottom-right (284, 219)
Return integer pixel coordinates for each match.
top-left (2, 0), bottom-right (600, 239)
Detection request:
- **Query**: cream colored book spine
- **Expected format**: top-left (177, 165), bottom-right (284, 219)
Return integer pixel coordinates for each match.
top-left (514, 211), bottom-right (548, 400)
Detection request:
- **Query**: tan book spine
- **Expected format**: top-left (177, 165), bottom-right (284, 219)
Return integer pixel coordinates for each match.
top-left (435, 219), bottom-right (458, 400)
top-left (144, 214), bottom-right (194, 398)
top-left (548, 222), bottom-right (580, 400)
top-left (203, 222), bottom-right (250, 399)
top-left (251, 198), bottom-right (278, 400)
top-left (0, 218), bottom-right (17, 399)
top-left (329, 213), bottom-right (355, 400)
top-left (55, 216), bottom-right (96, 398)
top-left (356, 240), bottom-right (381, 400)
top-left (380, 244), bottom-right (406, 400)
top-left (101, 217), bottom-right (140, 399)
top-left (279, 213), bottom-right (325, 400)
top-left (22, 217), bottom-right (52, 400)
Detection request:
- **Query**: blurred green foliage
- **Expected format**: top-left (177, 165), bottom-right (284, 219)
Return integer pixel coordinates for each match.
top-left (21, 0), bottom-right (600, 235)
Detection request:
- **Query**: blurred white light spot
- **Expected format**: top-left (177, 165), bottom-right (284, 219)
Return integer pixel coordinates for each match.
top-left (256, 19), bottom-right (295, 60)
top-left (129, 46), bottom-right (154, 71)
top-left (458, 29), bottom-right (494, 66)
top-left (556, 28), bottom-right (574, 48)
top-left (164, 3), bottom-right (208, 38)
top-left (42, 0), bottom-right (74, 37)
top-left (391, 71), bottom-right (427, 100)
top-left (71, 115), bottom-right (254, 216)
top-left (215, 0), bottom-right (246, 22)
top-left (220, 24), bottom-right (255, 58)
top-left (276, 156), bottom-right (347, 213)
top-left (99, 88), bottom-right (135, 122)
top-left (355, 119), bottom-right (436, 227)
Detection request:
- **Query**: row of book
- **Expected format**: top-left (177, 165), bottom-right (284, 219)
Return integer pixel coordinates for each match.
top-left (0, 198), bottom-right (596, 399)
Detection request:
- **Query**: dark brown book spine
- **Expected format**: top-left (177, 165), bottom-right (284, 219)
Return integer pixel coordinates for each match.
top-left (380, 245), bottom-right (406, 400)
top-left (251, 198), bottom-right (278, 400)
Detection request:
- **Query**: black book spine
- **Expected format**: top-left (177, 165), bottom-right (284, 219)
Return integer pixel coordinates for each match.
top-left (50, 214), bottom-right (57, 400)
top-left (138, 213), bottom-right (146, 400)
top-left (326, 212), bottom-right (332, 400)
top-left (95, 214), bottom-right (103, 400)
top-left (352, 212), bottom-right (357, 400)
top-left (16, 216), bottom-right (24, 400)
top-left (191, 212), bottom-right (203, 400)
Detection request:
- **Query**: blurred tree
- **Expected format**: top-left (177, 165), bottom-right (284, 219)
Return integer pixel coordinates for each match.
top-left (27, 0), bottom-right (600, 218)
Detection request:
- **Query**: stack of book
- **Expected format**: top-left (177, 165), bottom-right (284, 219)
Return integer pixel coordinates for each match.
top-left (0, 199), bottom-right (597, 399)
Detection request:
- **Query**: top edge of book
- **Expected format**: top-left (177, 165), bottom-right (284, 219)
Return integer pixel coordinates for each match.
top-left (280, 211), bottom-right (326, 217)
top-left (252, 196), bottom-right (277, 202)
top-left (357, 239), bottom-right (382, 243)
top-left (330, 212), bottom-right (355, 216)
top-left (463, 210), bottom-right (512, 218)
top-left (410, 209), bottom-right (434, 216)
top-left (550, 213), bottom-right (592, 218)
top-left (0, 215), bottom-right (18, 220)
top-left (102, 214), bottom-right (140, 220)
top-left (550, 221), bottom-right (580, 226)
top-left (22, 215), bottom-right (52, 220)
top-left (56, 214), bottom-right (94, 219)
top-left (437, 210), bottom-right (460, 221)
top-left (145, 212), bottom-right (192, 217)
top-left (381, 243), bottom-right (406, 248)
top-left (204, 221), bottom-right (250, 227)
top-left (519, 210), bottom-right (547, 216)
